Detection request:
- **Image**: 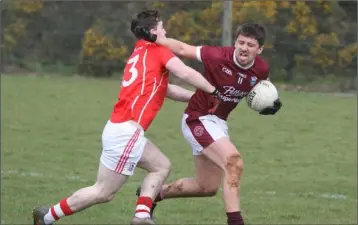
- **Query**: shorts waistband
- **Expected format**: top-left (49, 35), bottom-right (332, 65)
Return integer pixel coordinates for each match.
top-left (108, 120), bottom-right (144, 131)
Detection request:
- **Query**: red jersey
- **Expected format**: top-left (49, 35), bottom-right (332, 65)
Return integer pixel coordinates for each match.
top-left (185, 46), bottom-right (270, 121)
top-left (110, 40), bottom-right (175, 131)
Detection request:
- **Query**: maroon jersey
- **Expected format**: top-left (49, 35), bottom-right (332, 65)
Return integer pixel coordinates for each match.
top-left (185, 46), bottom-right (270, 121)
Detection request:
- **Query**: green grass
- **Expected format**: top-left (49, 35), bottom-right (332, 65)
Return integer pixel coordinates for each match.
top-left (1, 74), bottom-right (357, 224)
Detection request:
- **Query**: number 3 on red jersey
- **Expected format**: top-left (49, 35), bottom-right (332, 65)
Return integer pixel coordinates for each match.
top-left (122, 54), bottom-right (140, 87)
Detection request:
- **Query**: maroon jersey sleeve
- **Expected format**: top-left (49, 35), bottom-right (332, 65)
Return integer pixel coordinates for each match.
top-left (263, 64), bottom-right (270, 80)
top-left (257, 57), bottom-right (270, 80)
top-left (196, 46), bottom-right (225, 64)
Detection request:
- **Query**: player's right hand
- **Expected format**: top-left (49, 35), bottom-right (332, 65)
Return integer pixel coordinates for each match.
top-left (208, 89), bottom-right (224, 114)
top-left (134, 26), bottom-right (157, 42)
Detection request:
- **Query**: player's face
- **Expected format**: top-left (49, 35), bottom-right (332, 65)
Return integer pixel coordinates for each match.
top-left (151, 21), bottom-right (167, 38)
top-left (234, 35), bottom-right (263, 66)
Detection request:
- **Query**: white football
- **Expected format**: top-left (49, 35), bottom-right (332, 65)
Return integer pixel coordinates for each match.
top-left (246, 80), bottom-right (279, 112)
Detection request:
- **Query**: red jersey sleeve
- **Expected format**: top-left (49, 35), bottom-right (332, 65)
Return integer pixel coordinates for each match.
top-left (159, 46), bottom-right (176, 66)
top-left (196, 46), bottom-right (224, 64)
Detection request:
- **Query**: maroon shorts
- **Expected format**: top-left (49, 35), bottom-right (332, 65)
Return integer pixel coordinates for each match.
top-left (181, 114), bottom-right (229, 155)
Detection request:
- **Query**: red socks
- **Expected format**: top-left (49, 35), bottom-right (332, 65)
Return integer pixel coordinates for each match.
top-left (44, 198), bottom-right (73, 224)
top-left (135, 196), bottom-right (153, 218)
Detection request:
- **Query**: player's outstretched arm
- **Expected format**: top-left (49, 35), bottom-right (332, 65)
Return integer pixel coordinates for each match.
top-left (166, 84), bottom-right (194, 102)
top-left (134, 26), bottom-right (198, 60)
top-left (156, 37), bottom-right (197, 60)
top-left (166, 57), bottom-right (215, 94)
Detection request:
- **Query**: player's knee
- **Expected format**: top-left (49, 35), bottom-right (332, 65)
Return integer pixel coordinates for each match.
top-left (158, 159), bottom-right (172, 178)
top-left (160, 163), bottom-right (172, 178)
top-left (227, 153), bottom-right (243, 172)
top-left (225, 153), bottom-right (243, 182)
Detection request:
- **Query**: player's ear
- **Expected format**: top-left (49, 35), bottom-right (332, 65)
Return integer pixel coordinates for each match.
top-left (149, 28), bottom-right (156, 35)
top-left (257, 46), bottom-right (264, 54)
top-left (150, 27), bottom-right (158, 35)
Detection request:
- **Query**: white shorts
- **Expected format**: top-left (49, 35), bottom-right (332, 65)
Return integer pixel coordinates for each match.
top-left (100, 120), bottom-right (147, 176)
top-left (181, 114), bottom-right (229, 155)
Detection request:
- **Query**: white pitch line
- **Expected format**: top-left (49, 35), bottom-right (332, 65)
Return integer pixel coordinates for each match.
top-left (2, 170), bottom-right (353, 201)
top-left (253, 190), bottom-right (349, 200)
top-left (1, 169), bottom-right (142, 188)
top-left (319, 193), bottom-right (347, 200)
top-left (220, 189), bottom-right (351, 201)
top-left (1, 169), bottom-right (90, 182)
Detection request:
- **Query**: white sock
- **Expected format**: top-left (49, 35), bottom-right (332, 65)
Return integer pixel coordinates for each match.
top-left (43, 208), bottom-right (57, 225)
top-left (134, 204), bottom-right (151, 218)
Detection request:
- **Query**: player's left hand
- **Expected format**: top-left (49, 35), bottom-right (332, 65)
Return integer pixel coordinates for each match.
top-left (208, 89), bottom-right (225, 114)
top-left (134, 26), bottom-right (157, 42)
top-left (259, 98), bottom-right (282, 115)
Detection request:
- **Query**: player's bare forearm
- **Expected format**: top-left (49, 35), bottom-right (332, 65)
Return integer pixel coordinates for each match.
top-left (166, 84), bottom-right (194, 102)
top-left (166, 57), bottom-right (215, 94)
top-left (157, 37), bottom-right (197, 59)
top-left (177, 66), bottom-right (215, 94)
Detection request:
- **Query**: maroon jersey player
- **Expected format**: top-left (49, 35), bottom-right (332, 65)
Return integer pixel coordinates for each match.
top-left (135, 23), bottom-right (282, 225)
top-left (186, 45), bottom-right (270, 121)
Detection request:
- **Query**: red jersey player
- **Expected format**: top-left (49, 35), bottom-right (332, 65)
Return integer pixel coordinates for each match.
top-left (135, 23), bottom-right (282, 225)
top-left (32, 10), bottom-right (225, 225)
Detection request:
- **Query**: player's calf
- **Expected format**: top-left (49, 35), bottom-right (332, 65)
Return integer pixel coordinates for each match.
top-left (134, 140), bottom-right (172, 219)
top-left (192, 179), bottom-right (219, 197)
top-left (39, 184), bottom-right (118, 225)
top-left (134, 168), bottom-right (171, 219)
top-left (156, 155), bottom-right (223, 201)
top-left (67, 182), bottom-right (117, 209)
top-left (160, 177), bottom-right (220, 199)
top-left (33, 164), bottom-right (128, 225)
top-left (202, 138), bottom-right (245, 225)
top-left (223, 153), bottom-right (244, 225)
top-left (135, 154), bottom-right (223, 220)
top-left (136, 165), bottom-right (171, 209)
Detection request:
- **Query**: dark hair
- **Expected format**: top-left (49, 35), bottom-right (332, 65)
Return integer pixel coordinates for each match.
top-left (131, 10), bottom-right (160, 39)
top-left (235, 23), bottom-right (266, 46)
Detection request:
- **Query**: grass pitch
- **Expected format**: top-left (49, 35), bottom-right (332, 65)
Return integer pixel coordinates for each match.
top-left (1, 75), bottom-right (357, 224)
